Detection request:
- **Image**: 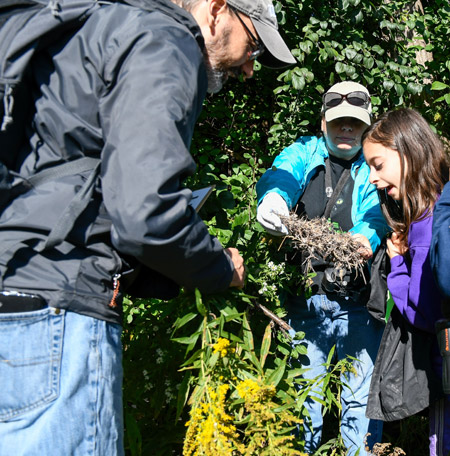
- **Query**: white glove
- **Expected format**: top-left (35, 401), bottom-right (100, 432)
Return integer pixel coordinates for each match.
top-left (257, 192), bottom-right (289, 236)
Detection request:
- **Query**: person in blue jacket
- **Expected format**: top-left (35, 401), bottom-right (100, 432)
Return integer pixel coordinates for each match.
top-left (431, 180), bottom-right (450, 301)
top-left (256, 81), bottom-right (388, 455)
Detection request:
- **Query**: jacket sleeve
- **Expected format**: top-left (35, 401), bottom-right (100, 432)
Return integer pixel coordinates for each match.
top-left (387, 217), bottom-right (442, 333)
top-left (431, 182), bottom-right (450, 300)
top-left (256, 137), bottom-right (315, 208)
top-left (98, 12), bottom-right (233, 293)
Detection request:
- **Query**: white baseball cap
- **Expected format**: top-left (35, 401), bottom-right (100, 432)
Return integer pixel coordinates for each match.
top-left (322, 81), bottom-right (372, 125)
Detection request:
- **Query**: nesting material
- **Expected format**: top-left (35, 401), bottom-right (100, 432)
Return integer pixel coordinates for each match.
top-left (279, 214), bottom-right (369, 281)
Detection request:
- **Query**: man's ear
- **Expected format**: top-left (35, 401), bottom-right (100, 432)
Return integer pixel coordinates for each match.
top-left (207, 0), bottom-right (229, 31)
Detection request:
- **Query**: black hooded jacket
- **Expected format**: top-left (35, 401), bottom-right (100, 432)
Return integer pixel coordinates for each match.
top-left (0, 0), bottom-right (234, 324)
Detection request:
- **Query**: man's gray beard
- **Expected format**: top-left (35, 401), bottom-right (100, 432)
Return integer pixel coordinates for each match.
top-left (205, 62), bottom-right (226, 94)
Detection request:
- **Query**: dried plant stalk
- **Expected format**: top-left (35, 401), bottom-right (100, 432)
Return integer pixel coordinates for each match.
top-left (280, 213), bottom-right (368, 281)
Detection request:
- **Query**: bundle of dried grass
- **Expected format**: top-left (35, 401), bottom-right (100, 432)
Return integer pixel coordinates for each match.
top-left (279, 214), bottom-right (369, 281)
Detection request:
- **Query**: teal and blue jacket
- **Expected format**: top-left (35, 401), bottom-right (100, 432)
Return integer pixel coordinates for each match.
top-left (256, 136), bottom-right (389, 253)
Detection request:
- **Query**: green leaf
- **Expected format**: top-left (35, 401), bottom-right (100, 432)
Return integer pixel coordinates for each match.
top-left (292, 74), bottom-right (305, 91)
top-left (208, 351), bottom-right (220, 368)
top-left (125, 411), bottom-right (142, 456)
top-left (394, 83), bottom-right (405, 97)
top-left (195, 289), bottom-right (207, 316)
top-left (299, 40), bottom-right (313, 54)
top-left (273, 84), bottom-right (290, 94)
top-left (267, 362), bottom-right (286, 387)
top-left (245, 350), bottom-right (262, 372)
top-left (173, 312), bottom-right (198, 331)
top-left (335, 62), bottom-right (345, 73)
top-left (432, 81), bottom-right (449, 91)
top-left (372, 45), bottom-right (385, 55)
top-left (345, 65), bottom-right (356, 76)
top-left (362, 56), bottom-right (374, 69)
top-left (383, 80), bottom-right (395, 91)
top-left (353, 10), bottom-right (364, 24)
top-left (260, 323), bottom-right (272, 368)
top-left (406, 82), bottom-right (422, 95)
top-left (286, 367), bottom-right (309, 379)
top-left (326, 345), bottom-right (336, 365)
top-left (345, 48), bottom-right (358, 60)
top-left (180, 348), bottom-right (203, 367)
top-left (242, 313), bottom-right (255, 351)
top-left (175, 372), bottom-right (191, 421)
top-left (172, 333), bottom-right (200, 345)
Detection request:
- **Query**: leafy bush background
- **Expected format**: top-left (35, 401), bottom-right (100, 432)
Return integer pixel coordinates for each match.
top-left (123, 0), bottom-right (449, 454)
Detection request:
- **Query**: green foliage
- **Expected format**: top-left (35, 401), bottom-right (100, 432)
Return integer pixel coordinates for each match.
top-left (268, 0), bottom-right (450, 150)
top-left (123, 1), bottom-right (449, 454)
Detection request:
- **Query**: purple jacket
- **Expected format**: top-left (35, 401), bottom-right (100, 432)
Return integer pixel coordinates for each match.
top-left (388, 214), bottom-right (443, 334)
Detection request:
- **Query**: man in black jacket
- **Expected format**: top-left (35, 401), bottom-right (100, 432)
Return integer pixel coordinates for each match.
top-left (0, 0), bottom-right (295, 454)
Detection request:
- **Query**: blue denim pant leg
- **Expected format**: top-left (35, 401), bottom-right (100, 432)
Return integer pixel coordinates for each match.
top-left (0, 308), bottom-right (123, 456)
top-left (287, 293), bottom-right (384, 456)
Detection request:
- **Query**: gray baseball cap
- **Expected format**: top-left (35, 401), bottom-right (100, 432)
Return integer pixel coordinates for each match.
top-left (227, 0), bottom-right (296, 69)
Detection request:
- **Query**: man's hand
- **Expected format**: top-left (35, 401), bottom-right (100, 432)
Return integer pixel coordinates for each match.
top-left (225, 247), bottom-right (245, 288)
top-left (256, 193), bottom-right (289, 236)
top-left (352, 233), bottom-right (373, 260)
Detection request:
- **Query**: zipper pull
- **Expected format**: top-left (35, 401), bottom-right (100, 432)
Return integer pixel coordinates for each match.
top-left (109, 273), bottom-right (121, 308)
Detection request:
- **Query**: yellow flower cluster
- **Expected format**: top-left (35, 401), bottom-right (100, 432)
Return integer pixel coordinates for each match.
top-left (236, 378), bottom-right (275, 404)
top-left (234, 379), bottom-right (305, 455)
top-left (183, 384), bottom-right (238, 456)
top-left (236, 378), bottom-right (261, 400)
top-left (212, 338), bottom-right (232, 357)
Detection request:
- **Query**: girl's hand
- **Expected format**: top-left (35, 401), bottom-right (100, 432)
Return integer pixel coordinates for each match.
top-left (387, 232), bottom-right (408, 259)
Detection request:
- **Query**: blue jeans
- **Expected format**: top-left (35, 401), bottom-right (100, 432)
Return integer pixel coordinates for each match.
top-left (287, 293), bottom-right (384, 456)
top-left (0, 307), bottom-right (123, 456)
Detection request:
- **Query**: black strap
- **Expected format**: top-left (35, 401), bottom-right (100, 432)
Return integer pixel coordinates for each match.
top-left (25, 156), bottom-right (98, 187)
top-left (323, 157), bottom-right (351, 219)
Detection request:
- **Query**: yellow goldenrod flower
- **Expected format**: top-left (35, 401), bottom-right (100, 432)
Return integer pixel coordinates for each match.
top-left (236, 378), bottom-right (261, 401)
top-left (212, 338), bottom-right (231, 357)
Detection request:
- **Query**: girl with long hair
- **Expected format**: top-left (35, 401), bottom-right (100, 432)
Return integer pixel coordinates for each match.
top-left (363, 108), bottom-right (449, 456)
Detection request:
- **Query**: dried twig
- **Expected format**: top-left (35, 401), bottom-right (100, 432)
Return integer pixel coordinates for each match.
top-left (252, 301), bottom-right (293, 332)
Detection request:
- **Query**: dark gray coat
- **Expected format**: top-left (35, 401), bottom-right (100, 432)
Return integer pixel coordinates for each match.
top-left (366, 306), bottom-right (441, 421)
top-left (0, 0), bottom-right (234, 323)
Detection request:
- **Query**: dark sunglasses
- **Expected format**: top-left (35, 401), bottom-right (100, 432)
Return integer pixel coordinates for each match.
top-left (322, 91), bottom-right (370, 109)
top-left (230, 7), bottom-right (265, 61)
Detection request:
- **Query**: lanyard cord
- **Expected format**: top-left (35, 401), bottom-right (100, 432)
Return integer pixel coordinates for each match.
top-left (323, 157), bottom-right (351, 220)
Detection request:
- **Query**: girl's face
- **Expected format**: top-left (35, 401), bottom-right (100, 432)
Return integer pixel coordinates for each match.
top-left (363, 140), bottom-right (406, 201)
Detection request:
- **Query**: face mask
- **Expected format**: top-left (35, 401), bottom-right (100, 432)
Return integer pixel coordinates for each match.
top-left (323, 134), bottom-right (361, 160)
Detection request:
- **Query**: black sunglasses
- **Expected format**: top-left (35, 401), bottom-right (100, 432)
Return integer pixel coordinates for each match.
top-left (230, 7), bottom-right (265, 61)
top-left (322, 91), bottom-right (370, 109)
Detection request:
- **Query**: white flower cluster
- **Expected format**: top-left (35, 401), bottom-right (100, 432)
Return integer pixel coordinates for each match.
top-left (156, 347), bottom-right (166, 364)
top-left (258, 281), bottom-right (277, 295)
top-left (267, 261), bottom-right (285, 274)
top-left (165, 380), bottom-right (175, 403)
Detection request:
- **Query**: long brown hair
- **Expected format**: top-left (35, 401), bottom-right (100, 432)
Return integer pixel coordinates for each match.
top-left (362, 108), bottom-right (448, 242)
